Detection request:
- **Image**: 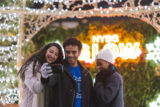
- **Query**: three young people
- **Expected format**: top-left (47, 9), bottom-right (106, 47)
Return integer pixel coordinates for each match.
top-left (19, 37), bottom-right (124, 107)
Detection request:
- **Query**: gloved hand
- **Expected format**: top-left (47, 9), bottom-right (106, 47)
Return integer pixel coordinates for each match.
top-left (40, 63), bottom-right (53, 79)
top-left (95, 70), bottom-right (107, 83)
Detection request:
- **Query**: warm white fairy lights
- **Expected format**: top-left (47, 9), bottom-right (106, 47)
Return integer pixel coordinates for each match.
top-left (0, 88), bottom-right (19, 105)
top-left (21, 5), bottom-right (160, 16)
top-left (146, 37), bottom-right (160, 63)
top-left (0, 13), bottom-right (18, 20)
top-left (0, 13), bottom-right (19, 63)
top-left (0, 14), bottom-right (19, 31)
top-left (0, 45), bottom-right (17, 52)
top-left (0, 55), bottom-right (18, 63)
top-left (0, 65), bottom-right (16, 73)
top-left (0, 75), bottom-right (19, 104)
top-left (31, 0), bottom-right (123, 4)
top-left (0, 13), bottom-right (20, 105)
top-left (0, 3), bottom-right (160, 42)
top-left (0, 76), bottom-right (16, 84)
top-left (0, 1), bottom-right (159, 17)
top-left (15, 0), bottom-right (160, 42)
top-left (0, 23), bottom-right (19, 30)
top-left (0, 36), bottom-right (18, 42)
top-left (0, 45), bottom-right (18, 62)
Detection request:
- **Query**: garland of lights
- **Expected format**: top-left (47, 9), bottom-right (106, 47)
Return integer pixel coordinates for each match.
top-left (0, 36), bottom-right (18, 42)
top-left (23, 0), bottom-right (160, 41)
top-left (0, 88), bottom-right (19, 104)
top-left (0, 64), bottom-right (17, 72)
top-left (146, 37), bottom-right (160, 63)
top-left (0, 13), bottom-right (20, 105)
top-left (0, 40), bottom-right (19, 62)
top-left (0, 1), bottom-right (160, 42)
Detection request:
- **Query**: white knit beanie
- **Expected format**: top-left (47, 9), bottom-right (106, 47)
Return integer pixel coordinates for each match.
top-left (96, 48), bottom-right (114, 64)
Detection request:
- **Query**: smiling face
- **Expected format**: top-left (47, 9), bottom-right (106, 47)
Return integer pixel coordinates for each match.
top-left (96, 59), bottom-right (110, 72)
top-left (64, 45), bottom-right (81, 67)
top-left (45, 46), bottom-right (59, 64)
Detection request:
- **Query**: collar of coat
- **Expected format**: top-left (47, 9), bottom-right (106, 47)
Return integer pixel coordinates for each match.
top-left (62, 59), bottom-right (90, 83)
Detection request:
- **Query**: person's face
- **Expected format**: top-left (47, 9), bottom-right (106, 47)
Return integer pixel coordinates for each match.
top-left (96, 59), bottom-right (110, 72)
top-left (64, 45), bottom-right (81, 67)
top-left (45, 46), bottom-right (59, 63)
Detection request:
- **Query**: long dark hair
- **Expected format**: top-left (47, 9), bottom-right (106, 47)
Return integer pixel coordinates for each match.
top-left (18, 42), bottom-right (64, 81)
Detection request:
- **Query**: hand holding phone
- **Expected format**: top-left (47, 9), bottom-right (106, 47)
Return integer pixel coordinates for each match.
top-left (50, 64), bottom-right (63, 73)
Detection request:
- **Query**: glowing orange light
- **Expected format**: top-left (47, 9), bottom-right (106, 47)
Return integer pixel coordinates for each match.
top-left (79, 35), bottom-right (142, 63)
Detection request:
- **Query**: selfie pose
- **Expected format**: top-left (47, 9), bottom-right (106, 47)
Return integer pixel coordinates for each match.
top-left (18, 42), bottom-right (63, 107)
top-left (44, 37), bottom-right (93, 107)
top-left (94, 48), bottom-right (124, 107)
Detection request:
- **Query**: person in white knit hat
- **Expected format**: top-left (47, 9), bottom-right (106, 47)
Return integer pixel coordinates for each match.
top-left (93, 48), bottom-right (124, 107)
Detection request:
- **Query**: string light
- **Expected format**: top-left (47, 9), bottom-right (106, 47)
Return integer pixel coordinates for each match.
top-left (0, 12), bottom-right (19, 105)
top-left (0, 88), bottom-right (19, 105)
top-left (0, 1), bottom-right (159, 17)
top-left (146, 37), bottom-right (160, 63)
top-left (0, 36), bottom-right (17, 42)
top-left (31, 0), bottom-right (123, 4)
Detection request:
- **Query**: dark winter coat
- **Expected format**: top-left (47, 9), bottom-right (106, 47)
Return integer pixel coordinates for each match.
top-left (42, 60), bottom-right (93, 107)
top-left (94, 69), bottom-right (124, 107)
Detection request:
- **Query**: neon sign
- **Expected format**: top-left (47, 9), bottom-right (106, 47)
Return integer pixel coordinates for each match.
top-left (79, 35), bottom-right (142, 63)
top-left (92, 34), bottom-right (119, 43)
top-left (146, 37), bottom-right (160, 63)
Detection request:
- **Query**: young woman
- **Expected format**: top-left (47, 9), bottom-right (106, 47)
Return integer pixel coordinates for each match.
top-left (18, 42), bottom-right (63, 107)
top-left (94, 48), bottom-right (124, 107)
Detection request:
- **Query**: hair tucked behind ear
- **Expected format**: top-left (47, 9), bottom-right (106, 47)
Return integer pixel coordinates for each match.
top-left (18, 42), bottom-right (64, 81)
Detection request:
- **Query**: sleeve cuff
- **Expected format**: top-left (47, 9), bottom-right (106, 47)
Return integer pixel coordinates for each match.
top-left (94, 82), bottom-right (103, 88)
top-left (41, 76), bottom-right (49, 85)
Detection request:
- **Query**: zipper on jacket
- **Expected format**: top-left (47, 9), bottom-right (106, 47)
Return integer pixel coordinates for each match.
top-left (72, 89), bottom-right (76, 107)
top-left (72, 69), bottom-right (85, 107)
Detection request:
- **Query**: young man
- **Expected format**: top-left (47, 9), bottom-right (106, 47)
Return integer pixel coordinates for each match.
top-left (43, 37), bottom-right (93, 107)
top-left (62, 37), bottom-right (93, 107)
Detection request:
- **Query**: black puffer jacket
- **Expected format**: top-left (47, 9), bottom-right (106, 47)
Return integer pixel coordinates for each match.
top-left (42, 60), bottom-right (93, 107)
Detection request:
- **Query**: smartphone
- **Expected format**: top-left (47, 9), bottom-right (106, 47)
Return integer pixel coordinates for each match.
top-left (49, 64), bottom-right (63, 73)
